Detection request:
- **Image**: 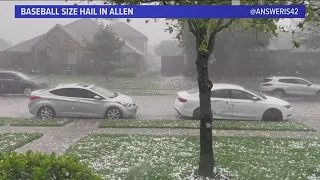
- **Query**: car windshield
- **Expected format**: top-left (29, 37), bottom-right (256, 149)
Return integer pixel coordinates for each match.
top-left (15, 72), bottom-right (31, 80)
top-left (254, 92), bottom-right (267, 99)
top-left (90, 86), bottom-right (118, 98)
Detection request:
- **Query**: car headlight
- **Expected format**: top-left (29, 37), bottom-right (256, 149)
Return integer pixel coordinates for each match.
top-left (284, 105), bottom-right (291, 109)
top-left (117, 102), bottom-right (133, 107)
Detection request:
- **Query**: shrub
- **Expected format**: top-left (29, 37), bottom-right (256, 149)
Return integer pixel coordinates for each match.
top-left (110, 68), bottom-right (137, 77)
top-left (0, 151), bottom-right (102, 180)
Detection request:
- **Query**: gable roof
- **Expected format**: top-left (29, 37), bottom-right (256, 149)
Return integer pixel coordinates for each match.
top-left (3, 19), bottom-right (147, 55)
top-left (63, 18), bottom-right (100, 43)
top-left (109, 22), bottom-right (148, 40)
top-left (4, 35), bottom-right (43, 52)
top-left (32, 24), bottom-right (86, 48)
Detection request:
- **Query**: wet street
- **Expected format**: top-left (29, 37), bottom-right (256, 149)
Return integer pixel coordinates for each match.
top-left (0, 95), bottom-right (320, 130)
top-left (0, 95), bottom-right (178, 120)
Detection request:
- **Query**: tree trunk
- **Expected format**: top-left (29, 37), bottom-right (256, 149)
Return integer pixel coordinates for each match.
top-left (196, 51), bottom-right (215, 177)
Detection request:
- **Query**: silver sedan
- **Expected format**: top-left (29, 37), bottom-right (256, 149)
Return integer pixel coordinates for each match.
top-left (28, 83), bottom-right (137, 120)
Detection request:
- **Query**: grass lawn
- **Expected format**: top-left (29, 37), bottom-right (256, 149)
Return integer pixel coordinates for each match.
top-left (37, 75), bottom-right (265, 91)
top-left (0, 133), bottom-right (43, 153)
top-left (0, 118), bottom-right (72, 127)
top-left (99, 120), bottom-right (315, 132)
top-left (67, 135), bottom-right (320, 180)
top-left (40, 75), bottom-right (196, 91)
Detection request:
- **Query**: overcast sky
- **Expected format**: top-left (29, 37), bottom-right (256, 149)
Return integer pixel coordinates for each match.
top-left (0, 1), bottom-right (175, 46)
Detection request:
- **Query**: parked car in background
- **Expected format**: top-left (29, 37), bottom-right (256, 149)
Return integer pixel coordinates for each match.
top-left (259, 76), bottom-right (320, 99)
top-left (28, 83), bottom-right (138, 120)
top-left (174, 84), bottom-right (292, 121)
top-left (0, 70), bottom-right (48, 96)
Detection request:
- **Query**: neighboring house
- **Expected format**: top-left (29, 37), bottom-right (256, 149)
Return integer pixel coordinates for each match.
top-left (0, 19), bottom-right (148, 74)
top-left (253, 31), bottom-right (320, 76)
top-left (146, 43), bottom-right (161, 72)
top-left (0, 39), bottom-right (11, 51)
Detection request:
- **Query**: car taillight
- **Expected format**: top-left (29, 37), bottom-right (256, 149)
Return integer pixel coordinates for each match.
top-left (262, 83), bottom-right (273, 86)
top-left (178, 97), bottom-right (187, 102)
top-left (30, 95), bottom-right (40, 100)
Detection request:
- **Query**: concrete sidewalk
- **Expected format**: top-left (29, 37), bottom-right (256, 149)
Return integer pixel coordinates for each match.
top-left (0, 119), bottom-right (318, 154)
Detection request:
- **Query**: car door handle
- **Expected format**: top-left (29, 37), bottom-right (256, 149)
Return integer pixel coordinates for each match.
top-left (234, 102), bottom-right (241, 104)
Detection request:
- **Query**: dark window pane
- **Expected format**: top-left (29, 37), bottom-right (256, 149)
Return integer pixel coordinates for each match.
top-left (50, 88), bottom-right (73, 97)
top-left (73, 88), bottom-right (97, 98)
top-left (211, 90), bottom-right (229, 98)
top-left (279, 79), bottom-right (294, 83)
top-left (231, 90), bottom-right (254, 100)
top-left (295, 79), bottom-right (309, 85)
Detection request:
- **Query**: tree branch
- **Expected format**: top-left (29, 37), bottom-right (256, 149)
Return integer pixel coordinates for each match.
top-left (214, 19), bottom-right (225, 32)
top-left (214, 19), bottom-right (235, 34)
top-left (255, 30), bottom-right (269, 51)
top-left (207, 19), bottom-right (235, 55)
top-left (187, 20), bottom-right (196, 35)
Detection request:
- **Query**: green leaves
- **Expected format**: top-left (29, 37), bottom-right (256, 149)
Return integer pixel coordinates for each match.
top-left (85, 24), bottom-right (124, 62)
top-left (0, 151), bottom-right (102, 180)
top-left (199, 36), bottom-right (208, 53)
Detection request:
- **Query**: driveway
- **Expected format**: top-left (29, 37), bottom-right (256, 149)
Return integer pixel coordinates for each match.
top-left (1, 95), bottom-right (320, 131)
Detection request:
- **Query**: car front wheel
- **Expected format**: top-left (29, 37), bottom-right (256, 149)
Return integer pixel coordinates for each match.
top-left (105, 107), bottom-right (123, 120)
top-left (262, 109), bottom-right (283, 122)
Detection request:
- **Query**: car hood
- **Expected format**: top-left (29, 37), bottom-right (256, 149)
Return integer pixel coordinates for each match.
top-left (263, 95), bottom-right (290, 105)
top-left (110, 93), bottom-right (135, 104)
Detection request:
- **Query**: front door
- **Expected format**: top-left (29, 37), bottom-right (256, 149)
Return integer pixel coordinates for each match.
top-left (230, 90), bottom-right (264, 120)
top-left (210, 89), bottom-right (233, 119)
top-left (292, 79), bottom-right (314, 96)
top-left (0, 73), bottom-right (6, 93)
top-left (2, 73), bottom-right (21, 94)
top-left (71, 88), bottom-right (105, 117)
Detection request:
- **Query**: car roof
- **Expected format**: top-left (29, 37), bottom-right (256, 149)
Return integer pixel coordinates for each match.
top-left (0, 70), bottom-right (19, 74)
top-left (55, 83), bottom-right (95, 89)
top-left (211, 84), bottom-right (245, 90)
top-left (267, 76), bottom-right (306, 80)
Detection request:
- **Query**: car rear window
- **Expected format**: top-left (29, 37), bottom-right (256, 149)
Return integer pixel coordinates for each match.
top-left (187, 88), bottom-right (199, 94)
top-left (278, 79), bottom-right (294, 83)
top-left (262, 78), bottom-right (273, 82)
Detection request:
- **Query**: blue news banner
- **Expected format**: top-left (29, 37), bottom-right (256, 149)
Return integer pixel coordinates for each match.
top-left (15, 5), bottom-right (306, 18)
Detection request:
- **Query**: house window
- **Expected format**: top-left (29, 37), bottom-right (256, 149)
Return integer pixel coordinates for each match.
top-left (61, 63), bottom-right (76, 71)
top-left (61, 52), bottom-right (77, 71)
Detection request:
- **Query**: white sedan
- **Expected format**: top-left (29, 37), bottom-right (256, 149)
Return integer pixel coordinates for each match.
top-left (174, 84), bottom-right (292, 121)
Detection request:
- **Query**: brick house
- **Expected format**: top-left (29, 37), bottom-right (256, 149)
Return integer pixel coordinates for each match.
top-left (0, 19), bottom-right (148, 74)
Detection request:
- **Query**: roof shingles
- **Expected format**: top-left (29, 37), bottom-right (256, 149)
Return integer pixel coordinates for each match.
top-left (3, 19), bottom-right (147, 55)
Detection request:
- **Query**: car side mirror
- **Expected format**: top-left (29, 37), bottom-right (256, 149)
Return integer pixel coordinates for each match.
top-left (252, 97), bottom-right (259, 101)
top-left (94, 95), bottom-right (102, 100)
top-left (308, 83), bottom-right (312, 86)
